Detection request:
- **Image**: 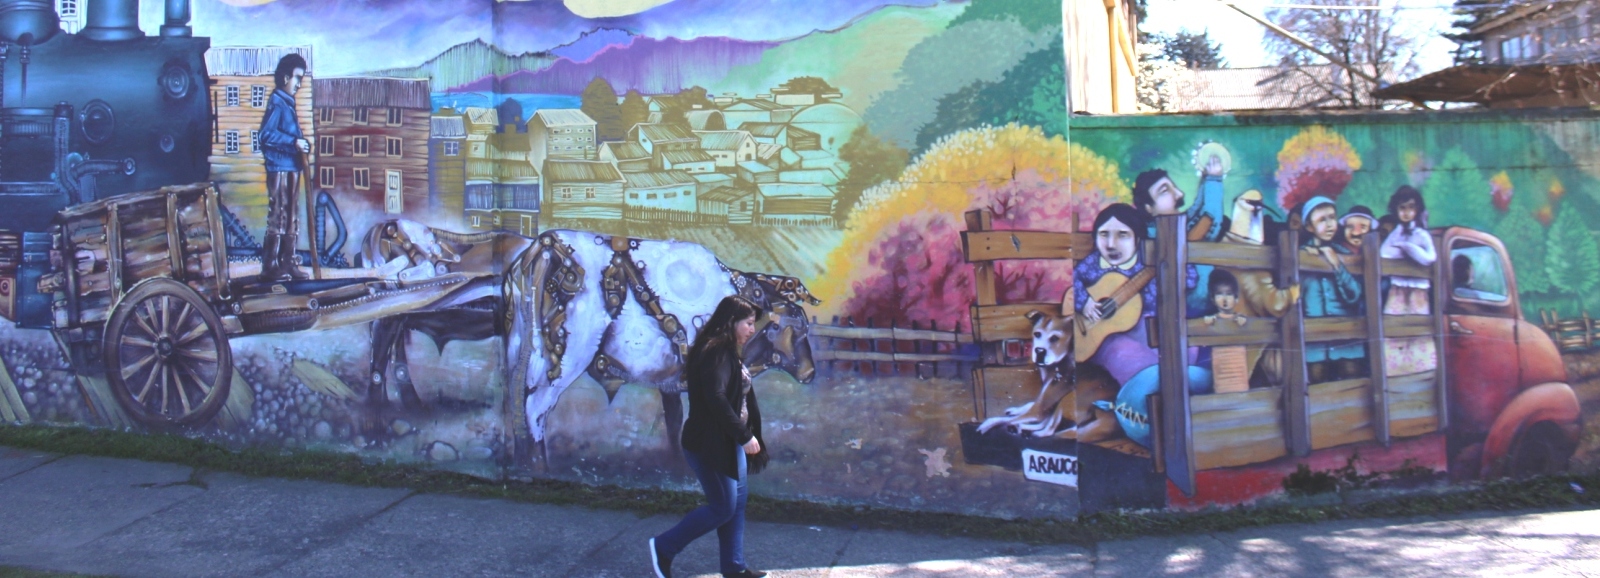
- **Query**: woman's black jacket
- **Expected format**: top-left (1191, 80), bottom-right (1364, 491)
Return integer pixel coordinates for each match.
top-left (679, 344), bottom-right (769, 479)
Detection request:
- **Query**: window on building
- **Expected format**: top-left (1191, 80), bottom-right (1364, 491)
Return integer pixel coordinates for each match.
top-left (740, 201), bottom-right (750, 210)
top-left (387, 137), bottom-right (402, 157)
top-left (318, 108), bottom-right (333, 124)
top-left (318, 136), bottom-right (334, 156)
top-left (59, 0), bottom-right (77, 18)
top-left (319, 166), bottom-right (335, 188)
top-left (684, 190), bottom-right (692, 197)
top-left (472, 215), bottom-right (481, 227)
top-left (353, 107), bottom-right (369, 124)
top-left (250, 130), bottom-right (260, 154)
top-left (225, 86), bottom-right (239, 107)
top-left (387, 108), bottom-right (403, 126)
top-left (665, 192), bottom-right (677, 198)
top-left (585, 187), bottom-right (595, 199)
top-left (250, 85), bottom-right (266, 108)
top-left (560, 188), bottom-right (572, 200)
top-left (224, 130), bottom-right (239, 154)
top-left (353, 136), bottom-right (369, 156)
top-left (443, 141), bottom-right (461, 156)
top-left (629, 193), bottom-right (639, 199)
top-left (647, 193), bottom-right (658, 200)
top-left (353, 168), bottom-right (371, 190)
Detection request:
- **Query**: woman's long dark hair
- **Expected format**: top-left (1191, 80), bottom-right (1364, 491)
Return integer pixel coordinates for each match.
top-left (688, 295), bottom-right (760, 364)
top-left (1388, 185), bottom-right (1427, 232)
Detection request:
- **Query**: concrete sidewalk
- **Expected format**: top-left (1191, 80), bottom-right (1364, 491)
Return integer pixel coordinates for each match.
top-left (0, 447), bottom-right (1595, 577)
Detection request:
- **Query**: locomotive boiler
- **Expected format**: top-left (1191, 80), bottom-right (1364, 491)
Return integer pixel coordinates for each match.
top-left (0, 0), bottom-right (210, 328)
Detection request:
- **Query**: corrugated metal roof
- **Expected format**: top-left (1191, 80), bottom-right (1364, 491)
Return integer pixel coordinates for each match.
top-left (312, 77), bottom-right (430, 109)
top-left (778, 169), bottom-right (841, 185)
top-left (464, 107), bottom-right (499, 128)
top-left (533, 109), bottom-right (596, 126)
top-left (724, 99), bottom-right (789, 111)
top-left (685, 110), bottom-right (724, 130)
top-left (661, 149), bottom-right (715, 165)
top-left (602, 142), bottom-right (650, 160)
top-left (759, 183), bottom-right (834, 198)
top-left (431, 116), bottom-right (467, 139)
top-left (636, 123), bottom-right (697, 142)
top-left (623, 171), bottom-right (696, 189)
top-left (701, 185), bottom-right (752, 202)
top-left (207, 46), bottom-right (312, 77)
top-left (738, 161), bottom-right (774, 173)
top-left (544, 160), bottom-right (623, 183)
top-left (740, 122), bottom-right (785, 137)
top-left (695, 130), bottom-right (750, 151)
top-left (693, 173), bottom-right (733, 184)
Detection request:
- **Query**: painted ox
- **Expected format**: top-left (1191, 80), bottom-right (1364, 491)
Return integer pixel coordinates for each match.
top-left (359, 221), bottom-right (818, 464)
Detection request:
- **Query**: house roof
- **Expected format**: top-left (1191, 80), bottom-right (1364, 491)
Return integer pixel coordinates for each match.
top-left (466, 159), bottom-right (539, 183)
top-left (1470, 3), bottom-right (1556, 35)
top-left (311, 77), bottom-right (430, 109)
top-left (1372, 63), bottom-right (1600, 105)
top-left (602, 142), bottom-right (650, 161)
top-left (740, 122), bottom-right (785, 137)
top-left (778, 169), bottom-right (842, 185)
top-left (623, 170), bottom-right (697, 189)
top-left (533, 109), bottom-right (596, 127)
top-left (701, 185), bottom-right (753, 202)
top-left (695, 130), bottom-right (751, 151)
top-left (685, 110), bottom-right (725, 130)
top-left (207, 46), bottom-right (312, 77)
top-left (431, 116), bottom-right (467, 139)
top-left (635, 123), bottom-right (697, 143)
top-left (692, 173), bottom-right (733, 185)
top-left (724, 99), bottom-right (790, 112)
top-left (758, 183), bottom-right (834, 199)
top-left (738, 161), bottom-right (775, 174)
top-left (464, 107), bottom-right (499, 128)
top-left (661, 149), bottom-right (716, 165)
top-left (544, 160), bottom-right (623, 183)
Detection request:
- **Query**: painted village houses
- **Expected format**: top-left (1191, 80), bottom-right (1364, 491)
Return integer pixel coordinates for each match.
top-left (428, 112), bottom-right (468, 220)
top-left (543, 159), bottom-right (624, 221)
top-left (465, 131), bottom-right (541, 235)
top-left (311, 77), bottom-right (431, 217)
top-left (529, 108), bottom-right (598, 169)
top-left (205, 45), bottom-right (314, 233)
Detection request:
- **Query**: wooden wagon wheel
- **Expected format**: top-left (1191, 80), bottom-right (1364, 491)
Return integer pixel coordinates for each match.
top-left (104, 278), bottom-right (232, 427)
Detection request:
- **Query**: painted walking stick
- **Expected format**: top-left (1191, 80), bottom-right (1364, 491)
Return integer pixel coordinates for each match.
top-left (297, 151), bottom-right (322, 280)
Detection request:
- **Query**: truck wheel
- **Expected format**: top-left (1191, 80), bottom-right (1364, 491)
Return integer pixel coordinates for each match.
top-left (1507, 421), bottom-right (1576, 479)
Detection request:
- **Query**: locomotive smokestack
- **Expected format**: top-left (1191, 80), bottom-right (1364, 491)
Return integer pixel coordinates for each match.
top-left (79, 0), bottom-right (143, 42)
top-left (160, 0), bottom-right (191, 37)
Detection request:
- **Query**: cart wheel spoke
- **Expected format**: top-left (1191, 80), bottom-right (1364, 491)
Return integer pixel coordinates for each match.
top-left (134, 358), bottom-right (162, 404)
top-left (174, 322), bottom-right (209, 346)
top-left (160, 296), bottom-right (175, 335)
top-left (135, 302), bottom-right (160, 338)
top-left (173, 359), bottom-right (213, 396)
top-left (176, 347), bottom-right (218, 364)
top-left (121, 352), bottom-right (158, 381)
top-left (171, 362), bottom-right (195, 414)
top-left (159, 364), bottom-right (170, 415)
top-left (121, 335), bottom-right (156, 349)
top-left (173, 301), bottom-right (193, 335)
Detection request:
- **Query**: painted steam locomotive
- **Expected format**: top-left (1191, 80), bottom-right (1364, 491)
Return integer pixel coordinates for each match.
top-left (0, 0), bottom-right (210, 329)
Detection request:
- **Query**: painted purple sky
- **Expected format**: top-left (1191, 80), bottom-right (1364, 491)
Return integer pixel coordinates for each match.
top-left (154, 0), bottom-right (947, 76)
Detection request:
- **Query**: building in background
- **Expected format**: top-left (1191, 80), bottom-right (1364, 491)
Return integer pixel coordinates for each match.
top-left (429, 111), bottom-right (468, 219)
top-left (1378, 2), bottom-right (1600, 108)
top-left (542, 159), bottom-right (624, 221)
top-left (311, 77), bottom-right (431, 216)
top-left (529, 109), bottom-right (598, 169)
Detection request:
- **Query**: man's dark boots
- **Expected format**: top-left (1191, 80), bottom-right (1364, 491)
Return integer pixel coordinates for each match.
top-left (282, 233), bottom-right (310, 280)
top-left (260, 233), bottom-right (288, 283)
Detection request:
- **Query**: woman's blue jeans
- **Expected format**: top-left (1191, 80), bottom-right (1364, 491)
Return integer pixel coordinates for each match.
top-left (655, 447), bottom-right (748, 575)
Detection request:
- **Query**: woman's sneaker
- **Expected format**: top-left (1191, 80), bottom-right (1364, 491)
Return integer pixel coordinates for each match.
top-left (648, 537), bottom-right (673, 578)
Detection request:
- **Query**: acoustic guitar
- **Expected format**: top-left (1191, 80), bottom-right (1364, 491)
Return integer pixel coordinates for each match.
top-left (1074, 266), bottom-right (1157, 363)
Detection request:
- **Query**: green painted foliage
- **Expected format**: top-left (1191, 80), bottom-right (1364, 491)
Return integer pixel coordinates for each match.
top-left (948, 0), bottom-right (1061, 31)
top-left (835, 126), bottom-right (909, 222)
top-left (580, 77), bottom-right (625, 142)
top-left (1494, 207), bottom-right (1550, 295)
top-left (1544, 206), bottom-right (1600, 302)
top-left (912, 39), bottom-right (1066, 154)
top-left (1421, 148), bottom-right (1495, 231)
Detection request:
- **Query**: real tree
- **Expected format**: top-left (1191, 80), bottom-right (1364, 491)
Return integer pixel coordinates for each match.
top-left (1263, 0), bottom-right (1421, 108)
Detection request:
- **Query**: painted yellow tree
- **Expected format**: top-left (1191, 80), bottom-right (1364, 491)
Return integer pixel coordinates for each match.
top-left (817, 123), bottom-right (1128, 327)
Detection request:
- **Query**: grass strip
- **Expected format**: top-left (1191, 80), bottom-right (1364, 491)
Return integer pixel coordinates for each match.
top-left (0, 423), bottom-right (1595, 546)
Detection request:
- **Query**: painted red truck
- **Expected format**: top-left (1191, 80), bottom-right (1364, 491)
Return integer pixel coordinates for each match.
top-left (1147, 221), bottom-right (1582, 506)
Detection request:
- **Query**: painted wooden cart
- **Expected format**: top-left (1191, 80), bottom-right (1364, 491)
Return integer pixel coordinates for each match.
top-left (25, 182), bottom-right (504, 428)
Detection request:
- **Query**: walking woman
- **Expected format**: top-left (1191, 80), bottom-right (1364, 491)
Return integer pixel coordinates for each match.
top-left (651, 296), bottom-right (769, 578)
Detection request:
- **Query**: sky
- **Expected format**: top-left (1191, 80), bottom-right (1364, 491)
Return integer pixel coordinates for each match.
top-left (1140, 0), bottom-right (1461, 77)
top-left (150, 0), bottom-right (942, 76)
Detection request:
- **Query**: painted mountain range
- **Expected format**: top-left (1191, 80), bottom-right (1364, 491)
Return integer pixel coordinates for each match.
top-left (371, 3), bottom-right (959, 101)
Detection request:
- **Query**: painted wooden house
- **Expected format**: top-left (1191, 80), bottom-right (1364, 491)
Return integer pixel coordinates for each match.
top-left (695, 130), bottom-right (757, 169)
top-left (429, 112), bottom-right (468, 219)
top-left (600, 142), bottom-right (652, 172)
top-left (623, 170), bottom-right (697, 213)
top-left (530, 109), bottom-right (598, 169)
top-left (311, 77), bottom-right (431, 216)
top-left (543, 159), bottom-right (625, 221)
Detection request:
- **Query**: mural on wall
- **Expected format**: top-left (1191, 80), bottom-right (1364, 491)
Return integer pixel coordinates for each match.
top-left (968, 113), bottom-right (1599, 513)
top-left (0, 0), bottom-right (1593, 520)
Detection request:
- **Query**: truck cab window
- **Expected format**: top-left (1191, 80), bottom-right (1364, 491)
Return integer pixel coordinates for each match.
top-left (1450, 243), bottom-right (1509, 304)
